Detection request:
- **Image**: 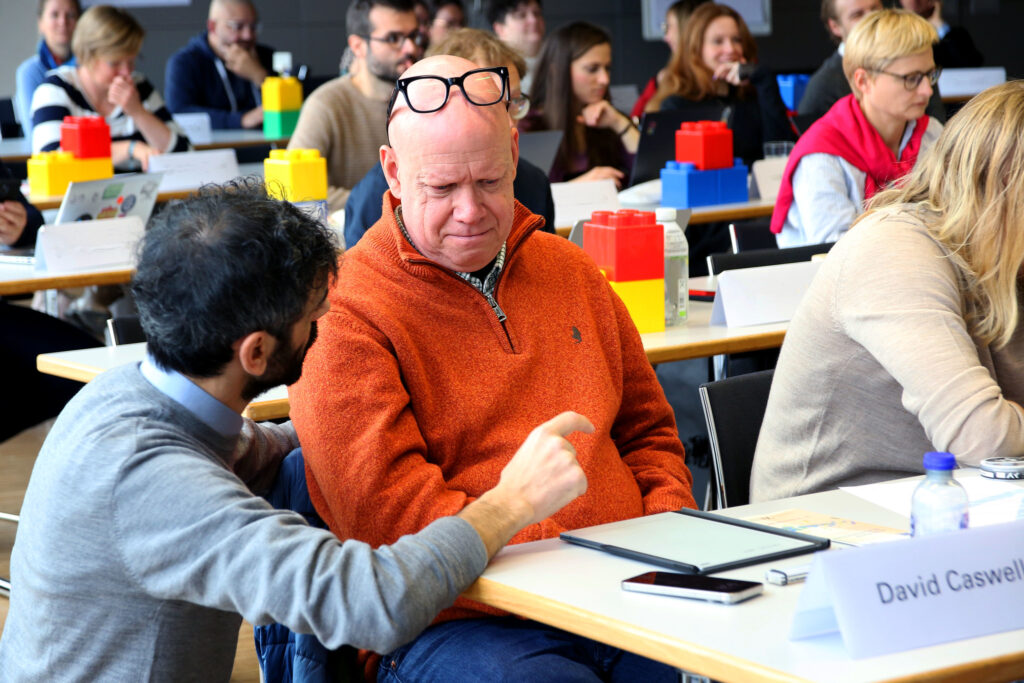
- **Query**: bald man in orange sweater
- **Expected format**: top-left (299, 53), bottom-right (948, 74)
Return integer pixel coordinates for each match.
top-left (289, 55), bottom-right (695, 682)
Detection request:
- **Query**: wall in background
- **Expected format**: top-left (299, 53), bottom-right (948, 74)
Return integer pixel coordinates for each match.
top-left (1, 1), bottom-right (1019, 115)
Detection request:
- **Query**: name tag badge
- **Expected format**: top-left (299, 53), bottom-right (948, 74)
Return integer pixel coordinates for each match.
top-left (790, 518), bottom-right (1024, 658)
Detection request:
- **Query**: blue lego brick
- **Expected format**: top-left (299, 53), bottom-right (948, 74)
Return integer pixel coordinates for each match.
top-left (661, 161), bottom-right (713, 209)
top-left (661, 159), bottom-right (748, 209)
top-left (776, 74), bottom-right (810, 111)
top-left (716, 158), bottom-right (749, 204)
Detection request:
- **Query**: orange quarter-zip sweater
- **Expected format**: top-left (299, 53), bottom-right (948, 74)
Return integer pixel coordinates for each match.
top-left (290, 193), bottom-right (696, 625)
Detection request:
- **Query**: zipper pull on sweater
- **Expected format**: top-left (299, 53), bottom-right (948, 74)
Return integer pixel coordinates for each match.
top-left (485, 293), bottom-right (507, 323)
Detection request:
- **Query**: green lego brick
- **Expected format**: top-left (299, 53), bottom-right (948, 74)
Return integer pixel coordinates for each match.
top-left (263, 109), bottom-right (301, 138)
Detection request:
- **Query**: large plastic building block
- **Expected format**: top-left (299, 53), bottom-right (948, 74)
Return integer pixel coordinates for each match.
top-left (609, 278), bottom-right (665, 334)
top-left (264, 109), bottom-right (300, 138)
top-left (27, 151), bottom-right (113, 197)
top-left (264, 148), bottom-right (328, 202)
top-left (582, 209), bottom-right (664, 283)
top-left (661, 159), bottom-right (748, 209)
top-left (675, 121), bottom-right (733, 171)
top-left (776, 74), bottom-right (810, 111)
top-left (262, 76), bottom-right (303, 112)
top-left (60, 116), bottom-right (111, 159)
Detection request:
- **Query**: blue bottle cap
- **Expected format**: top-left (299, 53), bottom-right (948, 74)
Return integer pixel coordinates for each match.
top-left (922, 451), bottom-right (956, 470)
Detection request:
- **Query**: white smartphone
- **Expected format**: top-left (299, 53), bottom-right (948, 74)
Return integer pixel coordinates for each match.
top-left (621, 571), bottom-right (764, 604)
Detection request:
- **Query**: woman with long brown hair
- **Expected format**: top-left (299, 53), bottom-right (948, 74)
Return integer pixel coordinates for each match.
top-left (520, 22), bottom-right (638, 185)
top-left (648, 2), bottom-right (793, 166)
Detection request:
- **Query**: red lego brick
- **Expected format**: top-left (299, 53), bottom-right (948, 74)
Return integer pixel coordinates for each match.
top-left (60, 116), bottom-right (112, 159)
top-left (582, 209), bottom-right (664, 282)
top-left (675, 121), bottom-right (733, 171)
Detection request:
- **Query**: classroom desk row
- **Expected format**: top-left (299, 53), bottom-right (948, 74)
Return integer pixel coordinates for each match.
top-left (462, 476), bottom-right (1024, 682)
top-left (0, 130), bottom-right (290, 165)
top-left (34, 301), bottom-right (788, 421)
top-left (553, 198), bottom-right (776, 238)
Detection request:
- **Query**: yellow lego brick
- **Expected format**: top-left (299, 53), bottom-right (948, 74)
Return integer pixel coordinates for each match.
top-left (609, 278), bottom-right (665, 334)
top-left (27, 150), bottom-right (113, 198)
top-left (261, 76), bottom-right (303, 112)
top-left (264, 148), bottom-right (328, 202)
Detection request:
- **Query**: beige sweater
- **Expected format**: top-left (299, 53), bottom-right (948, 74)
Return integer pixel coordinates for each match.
top-left (288, 74), bottom-right (389, 212)
top-left (751, 205), bottom-right (1024, 500)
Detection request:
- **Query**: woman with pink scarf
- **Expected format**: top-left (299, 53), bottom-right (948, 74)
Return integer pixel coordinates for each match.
top-left (771, 9), bottom-right (943, 247)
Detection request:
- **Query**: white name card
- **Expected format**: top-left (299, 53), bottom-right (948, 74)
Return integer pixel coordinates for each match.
top-left (171, 112), bottom-right (213, 145)
top-left (551, 179), bottom-right (620, 230)
top-left (710, 260), bottom-right (820, 327)
top-left (936, 67), bottom-right (1006, 98)
top-left (791, 518), bottom-right (1024, 658)
top-left (148, 149), bottom-right (239, 192)
top-left (36, 216), bottom-right (144, 273)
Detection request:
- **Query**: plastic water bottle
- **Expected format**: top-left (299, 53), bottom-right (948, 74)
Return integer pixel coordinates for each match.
top-left (910, 451), bottom-right (969, 537)
top-left (656, 207), bottom-right (688, 326)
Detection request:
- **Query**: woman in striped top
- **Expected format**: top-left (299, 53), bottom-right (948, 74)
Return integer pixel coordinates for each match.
top-left (30, 4), bottom-right (190, 170)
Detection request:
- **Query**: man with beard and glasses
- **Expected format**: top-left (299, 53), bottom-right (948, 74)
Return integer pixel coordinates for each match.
top-left (288, 0), bottom-right (425, 215)
top-left (165, 0), bottom-right (275, 130)
top-left (0, 179), bottom-right (592, 682)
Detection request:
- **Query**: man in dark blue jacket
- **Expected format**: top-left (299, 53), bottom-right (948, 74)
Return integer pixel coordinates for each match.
top-left (165, 0), bottom-right (274, 129)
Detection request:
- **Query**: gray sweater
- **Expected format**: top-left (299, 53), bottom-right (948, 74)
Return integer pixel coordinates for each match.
top-left (751, 206), bottom-right (1024, 500)
top-left (0, 363), bottom-right (487, 682)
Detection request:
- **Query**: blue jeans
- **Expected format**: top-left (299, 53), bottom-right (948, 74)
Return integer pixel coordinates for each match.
top-left (378, 617), bottom-right (678, 682)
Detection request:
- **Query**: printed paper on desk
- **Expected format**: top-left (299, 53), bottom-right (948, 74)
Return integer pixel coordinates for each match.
top-left (36, 216), bottom-right (144, 273)
top-left (710, 260), bottom-right (820, 327)
top-left (790, 519), bottom-right (1024, 658)
top-left (551, 179), bottom-right (620, 230)
top-left (171, 112), bottom-right (213, 145)
top-left (148, 149), bottom-right (239, 192)
top-left (936, 67), bottom-right (1005, 97)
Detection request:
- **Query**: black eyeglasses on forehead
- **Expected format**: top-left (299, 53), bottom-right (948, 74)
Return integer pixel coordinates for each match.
top-left (386, 66), bottom-right (510, 121)
top-left (364, 29), bottom-right (428, 49)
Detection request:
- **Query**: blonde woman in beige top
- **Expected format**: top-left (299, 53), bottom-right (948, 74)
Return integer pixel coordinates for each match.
top-left (751, 81), bottom-right (1024, 501)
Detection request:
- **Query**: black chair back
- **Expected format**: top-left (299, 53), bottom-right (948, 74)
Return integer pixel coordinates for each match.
top-left (698, 369), bottom-right (774, 509)
top-left (105, 316), bottom-right (146, 346)
top-left (707, 242), bottom-right (834, 276)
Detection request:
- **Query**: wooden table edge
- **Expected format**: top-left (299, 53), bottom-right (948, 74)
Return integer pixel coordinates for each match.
top-left (463, 577), bottom-right (1024, 683)
top-left (645, 330), bottom-right (786, 365)
top-left (462, 577), bottom-right (805, 683)
top-left (36, 354), bottom-right (105, 383)
top-left (0, 268), bottom-right (133, 295)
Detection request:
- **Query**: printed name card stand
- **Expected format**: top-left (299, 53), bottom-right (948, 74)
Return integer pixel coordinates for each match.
top-left (790, 518), bottom-right (1024, 658)
top-left (710, 260), bottom-right (820, 327)
top-left (551, 179), bottom-right (620, 230)
top-left (35, 215), bottom-right (144, 274)
top-left (147, 149), bottom-right (240, 193)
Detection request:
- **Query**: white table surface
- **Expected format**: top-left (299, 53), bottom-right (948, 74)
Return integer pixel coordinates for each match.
top-left (464, 485), bottom-right (1024, 682)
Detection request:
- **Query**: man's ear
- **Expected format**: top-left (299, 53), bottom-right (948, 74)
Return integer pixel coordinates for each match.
top-left (827, 18), bottom-right (843, 42)
top-left (381, 145), bottom-right (402, 199)
top-left (206, 18), bottom-right (218, 35)
top-left (509, 127), bottom-right (520, 182)
top-left (348, 33), bottom-right (367, 60)
top-left (236, 331), bottom-right (275, 377)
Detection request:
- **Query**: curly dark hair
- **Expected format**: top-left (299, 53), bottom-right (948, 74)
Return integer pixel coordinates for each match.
top-left (132, 178), bottom-right (339, 377)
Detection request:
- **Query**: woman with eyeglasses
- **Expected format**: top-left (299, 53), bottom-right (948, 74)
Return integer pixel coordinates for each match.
top-left (16, 0), bottom-right (81, 137)
top-left (520, 22), bottom-right (638, 187)
top-left (771, 9), bottom-right (943, 247)
top-left (752, 80), bottom-right (1024, 499)
top-left (30, 4), bottom-right (190, 170)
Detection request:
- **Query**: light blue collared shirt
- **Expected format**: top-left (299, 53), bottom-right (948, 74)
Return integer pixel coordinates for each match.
top-left (140, 355), bottom-right (243, 437)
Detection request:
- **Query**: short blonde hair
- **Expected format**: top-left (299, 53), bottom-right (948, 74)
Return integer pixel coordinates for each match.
top-left (72, 4), bottom-right (144, 64)
top-left (842, 9), bottom-right (936, 96)
top-left (427, 27), bottom-right (528, 80)
top-left (863, 81), bottom-right (1024, 348)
